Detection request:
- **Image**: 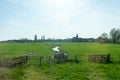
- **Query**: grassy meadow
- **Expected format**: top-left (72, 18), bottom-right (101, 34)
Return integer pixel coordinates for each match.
top-left (0, 42), bottom-right (120, 80)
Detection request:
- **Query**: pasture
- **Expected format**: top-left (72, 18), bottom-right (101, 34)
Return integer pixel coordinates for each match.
top-left (0, 42), bottom-right (120, 80)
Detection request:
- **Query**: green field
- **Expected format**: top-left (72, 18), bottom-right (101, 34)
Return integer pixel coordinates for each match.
top-left (0, 42), bottom-right (120, 80)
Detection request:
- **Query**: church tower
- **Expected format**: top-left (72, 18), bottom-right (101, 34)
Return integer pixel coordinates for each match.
top-left (76, 33), bottom-right (78, 39)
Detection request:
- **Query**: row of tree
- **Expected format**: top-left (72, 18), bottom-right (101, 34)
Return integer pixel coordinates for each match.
top-left (97, 28), bottom-right (120, 44)
top-left (1, 28), bottom-right (119, 44)
top-left (3, 37), bottom-right (95, 43)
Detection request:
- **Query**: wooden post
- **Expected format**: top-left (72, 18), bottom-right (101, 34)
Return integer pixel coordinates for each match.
top-left (39, 57), bottom-right (43, 66)
top-left (25, 56), bottom-right (28, 63)
top-left (107, 53), bottom-right (110, 63)
top-left (75, 55), bottom-right (78, 63)
top-left (47, 56), bottom-right (51, 65)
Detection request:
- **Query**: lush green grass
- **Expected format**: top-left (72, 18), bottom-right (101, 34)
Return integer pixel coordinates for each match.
top-left (0, 43), bottom-right (53, 59)
top-left (0, 42), bottom-right (120, 80)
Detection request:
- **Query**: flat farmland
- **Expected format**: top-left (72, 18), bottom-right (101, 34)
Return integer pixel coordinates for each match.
top-left (0, 42), bottom-right (120, 80)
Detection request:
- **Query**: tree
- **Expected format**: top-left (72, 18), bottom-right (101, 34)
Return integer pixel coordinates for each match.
top-left (110, 28), bottom-right (116, 43)
top-left (116, 29), bottom-right (120, 43)
top-left (97, 33), bottom-right (109, 43)
top-left (110, 28), bottom-right (120, 44)
top-left (101, 33), bottom-right (108, 39)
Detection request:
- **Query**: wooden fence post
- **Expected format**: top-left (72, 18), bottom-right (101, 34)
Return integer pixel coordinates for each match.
top-left (39, 57), bottom-right (43, 66)
top-left (107, 53), bottom-right (110, 63)
top-left (47, 56), bottom-right (51, 65)
top-left (75, 55), bottom-right (79, 63)
top-left (25, 56), bottom-right (28, 63)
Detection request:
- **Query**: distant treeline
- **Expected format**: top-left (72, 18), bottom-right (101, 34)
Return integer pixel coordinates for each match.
top-left (1, 28), bottom-right (120, 44)
top-left (97, 28), bottom-right (120, 44)
top-left (1, 38), bottom-right (95, 43)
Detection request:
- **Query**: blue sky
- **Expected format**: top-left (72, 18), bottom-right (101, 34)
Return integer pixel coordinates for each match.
top-left (0, 0), bottom-right (120, 40)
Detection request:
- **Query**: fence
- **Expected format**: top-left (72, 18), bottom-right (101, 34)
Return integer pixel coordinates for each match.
top-left (0, 53), bottom-right (116, 68)
top-left (11, 56), bottom-right (28, 66)
top-left (88, 53), bottom-right (112, 63)
top-left (27, 55), bottom-right (79, 66)
top-left (0, 56), bottom-right (28, 68)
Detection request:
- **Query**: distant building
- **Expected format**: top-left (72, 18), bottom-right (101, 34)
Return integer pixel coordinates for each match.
top-left (34, 35), bottom-right (37, 42)
top-left (72, 34), bottom-right (95, 42)
top-left (41, 35), bottom-right (45, 40)
top-left (72, 34), bottom-right (79, 42)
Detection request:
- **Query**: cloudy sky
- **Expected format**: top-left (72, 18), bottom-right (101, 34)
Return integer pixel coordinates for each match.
top-left (0, 0), bottom-right (120, 40)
